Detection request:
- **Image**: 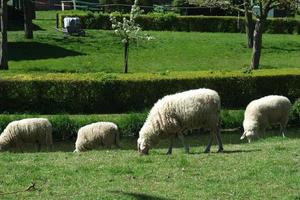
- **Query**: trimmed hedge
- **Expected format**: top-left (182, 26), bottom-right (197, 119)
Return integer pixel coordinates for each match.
top-left (0, 111), bottom-right (244, 140)
top-left (0, 69), bottom-right (300, 114)
top-left (59, 12), bottom-right (300, 34)
top-left (0, 107), bottom-right (298, 141)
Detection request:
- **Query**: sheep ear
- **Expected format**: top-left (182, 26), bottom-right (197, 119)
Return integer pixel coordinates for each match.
top-left (240, 132), bottom-right (247, 140)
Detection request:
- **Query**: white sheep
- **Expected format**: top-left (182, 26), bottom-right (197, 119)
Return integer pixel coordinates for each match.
top-left (137, 88), bottom-right (223, 155)
top-left (74, 122), bottom-right (120, 152)
top-left (241, 95), bottom-right (291, 143)
top-left (0, 118), bottom-right (53, 152)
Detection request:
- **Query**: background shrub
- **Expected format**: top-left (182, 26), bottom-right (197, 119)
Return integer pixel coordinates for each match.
top-left (291, 98), bottom-right (300, 125)
top-left (59, 12), bottom-right (300, 34)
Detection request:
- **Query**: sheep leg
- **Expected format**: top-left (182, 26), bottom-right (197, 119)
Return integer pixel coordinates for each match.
top-left (166, 136), bottom-right (174, 155)
top-left (280, 124), bottom-right (286, 138)
top-left (204, 133), bottom-right (213, 153)
top-left (15, 140), bottom-right (24, 153)
top-left (178, 133), bottom-right (189, 154)
top-left (216, 128), bottom-right (224, 153)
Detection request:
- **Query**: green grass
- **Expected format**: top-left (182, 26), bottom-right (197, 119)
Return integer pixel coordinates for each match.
top-left (6, 11), bottom-right (300, 73)
top-left (0, 130), bottom-right (299, 199)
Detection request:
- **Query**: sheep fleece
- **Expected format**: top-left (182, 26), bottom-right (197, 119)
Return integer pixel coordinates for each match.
top-left (75, 122), bottom-right (119, 152)
top-left (0, 118), bottom-right (53, 150)
top-left (138, 88), bottom-right (220, 147)
top-left (243, 95), bottom-right (291, 136)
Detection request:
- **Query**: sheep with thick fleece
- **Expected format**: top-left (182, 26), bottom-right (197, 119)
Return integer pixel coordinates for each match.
top-left (241, 95), bottom-right (291, 143)
top-left (0, 118), bottom-right (53, 152)
top-left (74, 122), bottom-right (120, 152)
top-left (137, 88), bottom-right (223, 155)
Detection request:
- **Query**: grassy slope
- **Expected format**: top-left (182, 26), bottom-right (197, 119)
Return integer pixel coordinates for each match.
top-left (6, 11), bottom-right (300, 73)
top-left (0, 132), bottom-right (299, 199)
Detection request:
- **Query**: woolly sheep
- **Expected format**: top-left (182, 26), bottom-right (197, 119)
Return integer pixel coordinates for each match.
top-left (241, 95), bottom-right (291, 143)
top-left (0, 118), bottom-right (53, 152)
top-left (137, 88), bottom-right (223, 155)
top-left (74, 122), bottom-right (120, 152)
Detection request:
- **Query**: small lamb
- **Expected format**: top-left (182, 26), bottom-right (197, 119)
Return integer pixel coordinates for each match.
top-left (74, 122), bottom-right (120, 152)
top-left (0, 118), bottom-right (53, 152)
top-left (137, 88), bottom-right (223, 155)
top-left (241, 95), bottom-right (291, 143)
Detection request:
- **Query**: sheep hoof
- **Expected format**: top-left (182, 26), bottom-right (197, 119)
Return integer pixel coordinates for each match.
top-left (217, 148), bottom-right (224, 153)
top-left (204, 149), bottom-right (210, 153)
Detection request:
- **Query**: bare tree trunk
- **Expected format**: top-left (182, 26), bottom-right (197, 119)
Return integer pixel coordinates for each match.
top-left (250, 19), bottom-right (264, 70)
top-left (124, 41), bottom-right (129, 73)
top-left (245, 6), bottom-right (254, 48)
top-left (23, 0), bottom-right (33, 39)
top-left (0, 0), bottom-right (8, 70)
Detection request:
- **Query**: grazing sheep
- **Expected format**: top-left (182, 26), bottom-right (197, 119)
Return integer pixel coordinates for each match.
top-left (74, 122), bottom-right (120, 152)
top-left (0, 118), bottom-right (53, 152)
top-left (241, 95), bottom-right (291, 143)
top-left (137, 88), bottom-right (223, 155)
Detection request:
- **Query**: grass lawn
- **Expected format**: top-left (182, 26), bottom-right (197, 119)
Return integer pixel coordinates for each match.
top-left (6, 11), bottom-right (300, 73)
top-left (0, 129), bottom-right (299, 199)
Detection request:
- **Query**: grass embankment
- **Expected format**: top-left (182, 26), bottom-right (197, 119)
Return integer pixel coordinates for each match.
top-left (6, 11), bottom-right (300, 73)
top-left (0, 131), bottom-right (299, 199)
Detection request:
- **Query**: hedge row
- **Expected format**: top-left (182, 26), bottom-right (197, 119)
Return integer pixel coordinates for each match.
top-left (0, 106), bottom-right (299, 141)
top-left (0, 70), bottom-right (300, 114)
top-left (59, 12), bottom-right (300, 34)
top-left (0, 111), bottom-right (250, 141)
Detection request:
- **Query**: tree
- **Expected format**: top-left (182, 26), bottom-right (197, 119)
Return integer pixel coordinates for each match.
top-left (250, 0), bottom-right (295, 69)
top-left (110, 0), bottom-right (152, 73)
top-left (0, 0), bottom-right (8, 70)
top-left (198, 0), bottom-right (255, 48)
top-left (199, 0), bottom-right (295, 69)
top-left (23, 0), bottom-right (34, 39)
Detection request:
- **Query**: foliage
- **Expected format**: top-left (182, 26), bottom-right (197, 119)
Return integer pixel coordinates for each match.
top-left (291, 98), bottom-right (300, 125)
top-left (110, 1), bottom-right (153, 44)
top-left (0, 70), bottom-right (300, 113)
top-left (1, 107), bottom-right (298, 141)
top-left (59, 12), bottom-right (300, 33)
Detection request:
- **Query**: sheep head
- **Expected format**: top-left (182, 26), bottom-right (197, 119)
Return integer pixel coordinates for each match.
top-left (240, 130), bottom-right (257, 143)
top-left (137, 137), bottom-right (149, 155)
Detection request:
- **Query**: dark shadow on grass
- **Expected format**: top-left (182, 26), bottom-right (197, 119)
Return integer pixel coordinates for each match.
top-left (8, 42), bottom-right (84, 61)
top-left (110, 190), bottom-right (173, 200)
top-left (263, 45), bottom-right (300, 52)
top-left (221, 149), bottom-right (261, 154)
top-left (8, 20), bottom-right (43, 31)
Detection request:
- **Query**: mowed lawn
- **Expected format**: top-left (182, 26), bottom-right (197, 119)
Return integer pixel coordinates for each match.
top-left (6, 11), bottom-right (300, 73)
top-left (0, 130), bottom-right (299, 200)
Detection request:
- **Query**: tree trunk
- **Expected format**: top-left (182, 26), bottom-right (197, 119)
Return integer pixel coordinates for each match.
top-left (0, 0), bottom-right (8, 70)
top-left (245, 7), bottom-right (254, 48)
top-left (124, 41), bottom-right (129, 73)
top-left (250, 19), bottom-right (264, 70)
top-left (23, 0), bottom-right (33, 39)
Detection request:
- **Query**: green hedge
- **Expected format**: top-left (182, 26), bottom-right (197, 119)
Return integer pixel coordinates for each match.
top-left (0, 69), bottom-right (300, 114)
top-left (0, 111), bottom-right (244, 140)
top-left (59, 12), bottom-right (300, 34)
top-left (0, 107), bottom-right (298, 141)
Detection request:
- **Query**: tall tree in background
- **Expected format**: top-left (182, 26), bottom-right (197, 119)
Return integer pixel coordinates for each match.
top-left (198, 0), bottom-right (295, 69)
top-left (250, 0), bottom-right (295, 69)
top-left (0, 0), bottom-right (8, 70)
top-left (197, 0), bottom-right (254, 48)
top-left (23, 0), bottom-right (33, 39)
